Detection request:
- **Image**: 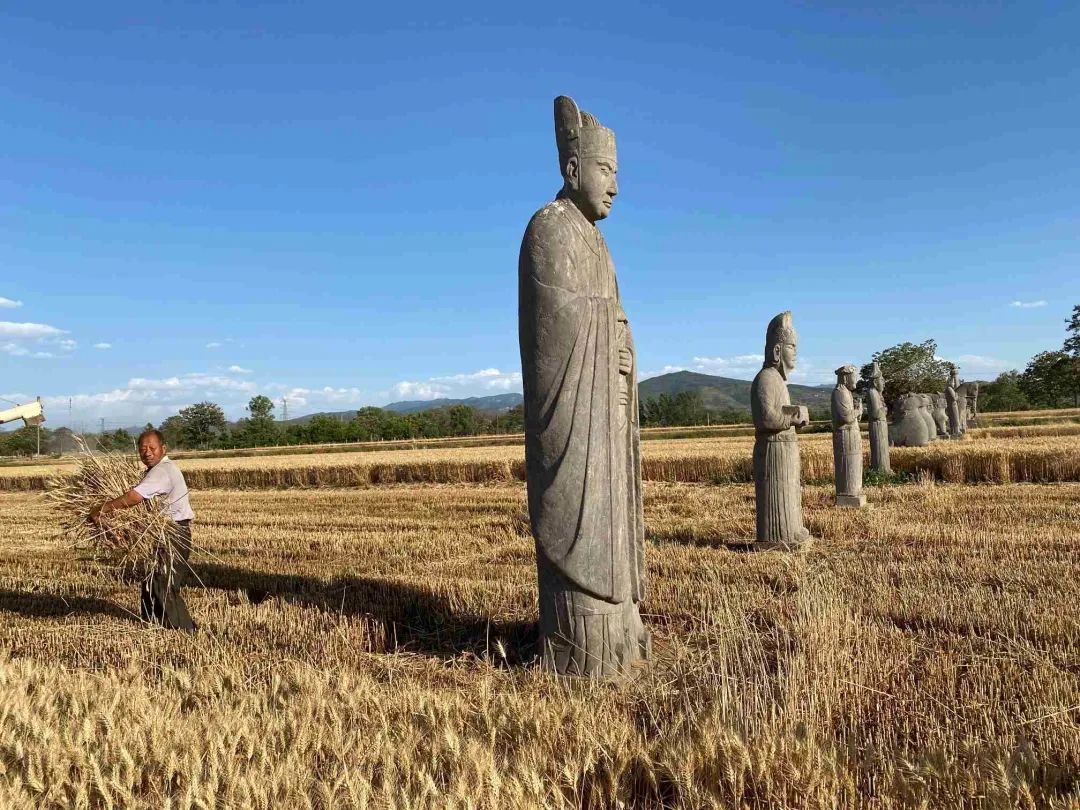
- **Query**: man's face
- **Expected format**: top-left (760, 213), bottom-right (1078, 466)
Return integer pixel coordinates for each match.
top-left (138, 435), bottom-right (166, 469)
top-left (567, 155), bottom-right (618, 222)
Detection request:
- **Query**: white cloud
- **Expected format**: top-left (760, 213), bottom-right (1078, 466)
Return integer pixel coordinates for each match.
top-left (227, 365), bottom-right (252, 374)
top-left (0, 297), bottom-right (23, 308)
top-left (391, 368), bottom-right (523, 401)
top-left (1011, 300), bottom-right (1047, 309)
top-left (1, 342), bottom-right (54, 359)
top-left (57, 339), bottom-right (77, 351)
top-left (0, 321), bottom-right (65, 339)
top-left (641, 353), bottom-right (833, 385)
top-left (955, 354), bottom-right (1015, 375)
top-left (93, 342), bottom-right (112, 350)
top-left (205, 341), bottom-right (222, 349)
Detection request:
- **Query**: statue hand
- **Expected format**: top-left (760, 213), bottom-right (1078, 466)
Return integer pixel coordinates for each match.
top-left (618, 347), bottom-right (632, 376)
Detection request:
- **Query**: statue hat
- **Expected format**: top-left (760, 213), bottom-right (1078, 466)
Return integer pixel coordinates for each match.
top-left (554, 95), bottom-right (616, 170)
top-left (764, 311), bottom-right (796, 364)
top-left (835, 364), bottom-right (856, 377)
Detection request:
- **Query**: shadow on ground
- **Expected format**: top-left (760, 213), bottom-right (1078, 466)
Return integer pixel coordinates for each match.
top-left (0, 587), bottom-right (138, 622)
top-left (191, 562), bottom-right (538, 665)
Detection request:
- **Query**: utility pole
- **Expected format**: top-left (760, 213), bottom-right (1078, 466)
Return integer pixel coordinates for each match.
top-left (282, 396), bottom-right (288, 422)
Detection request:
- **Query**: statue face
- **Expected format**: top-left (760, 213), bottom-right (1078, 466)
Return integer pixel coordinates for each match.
top-left (780, 341), bottom-right (797, 377)
top-left (565, 155), bottom-right (618, 222)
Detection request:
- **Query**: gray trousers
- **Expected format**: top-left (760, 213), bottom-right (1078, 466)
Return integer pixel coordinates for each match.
top-left (139, 519), bottom-right (196, 631)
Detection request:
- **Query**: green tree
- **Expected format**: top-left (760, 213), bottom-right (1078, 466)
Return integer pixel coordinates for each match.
top-left (978, 370), bottom-right (1029, 412)
top-left (860, 340), bottom-right (951, 408)
top-left (1020, 351), bottom-right (1073, 408)
top-left (236, 394), bottom-right (279, 446)
top-left (178, 402), bottom-right (227, 449)
top-left (159, 415), bottom-right (185, 448)
top-left (98, 428), bottom-right (134, 452)
top-left (1062, 304), bottom-right (1080, 406)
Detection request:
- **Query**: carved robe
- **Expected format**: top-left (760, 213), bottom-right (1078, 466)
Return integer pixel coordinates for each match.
top-left (751, 366), bottom-right (809, 546)
top-left (866, 388), bottom-right (891, 474)
top-left (945, 385), bottom-right (961, 438)
top-left (518, 196), bottom-right (648, 677)
top-left (932, 394), bottom-right (948, 438)
top-left (831, 385), bottom-right (863, 500)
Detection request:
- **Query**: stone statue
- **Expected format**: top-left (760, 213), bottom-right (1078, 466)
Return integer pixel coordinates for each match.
top-left (931, 393), bottom-right (949, 438)
top-left (751, 311), bottom-right (812, 550)
top-left (831, 365), bottom-right (866, 507)
top-left (889, 393), bottom-right (930, 447)
top-left (918, 394), bottom-right (938, 443)
top-left (865, 362), bottom-right (891, 474)
top-left (518, 95), bottom-right (648, 678)
top-left (945, 368), bottom-right (962, 438)
top-left (957, 381), bottom-right (978, 430)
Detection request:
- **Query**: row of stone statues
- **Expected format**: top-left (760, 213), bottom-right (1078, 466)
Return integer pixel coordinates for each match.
top-left (517, 95), bottom-right (976, 679)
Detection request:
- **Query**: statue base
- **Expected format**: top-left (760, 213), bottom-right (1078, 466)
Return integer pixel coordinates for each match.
top-left (835, 493), bottom-right (867, 509)
top-left (754, 527), bottom-right (813, 552)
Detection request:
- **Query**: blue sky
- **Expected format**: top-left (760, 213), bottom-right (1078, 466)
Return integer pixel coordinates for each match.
top-left (2, 2), bottom-right (1077, 429)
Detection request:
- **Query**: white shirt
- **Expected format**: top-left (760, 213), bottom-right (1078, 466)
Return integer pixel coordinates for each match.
top-left (133, 455), bottom-right (195, 522)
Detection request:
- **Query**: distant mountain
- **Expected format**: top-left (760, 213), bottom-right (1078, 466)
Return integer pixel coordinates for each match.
top-left (383, 393), bottom-right (523, 415)
top-left (639, 370), bottom-right (833, 413)
top-left (277, 392), bottom-right (524, 425)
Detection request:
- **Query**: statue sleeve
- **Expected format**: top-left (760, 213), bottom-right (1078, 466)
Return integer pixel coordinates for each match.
top-left (754, 372), bottom-right (792, 432)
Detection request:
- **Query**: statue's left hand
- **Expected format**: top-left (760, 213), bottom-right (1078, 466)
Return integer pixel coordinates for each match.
top-left (618, 346), bottom-right (632, 376)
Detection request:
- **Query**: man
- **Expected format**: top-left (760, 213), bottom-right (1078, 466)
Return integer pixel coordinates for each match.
top-left (518, 95), bottom-right (649, 678)
top-left (751, 311), bottom-right (812, 550)
top-left (90, 428), bottom-right (196, 631)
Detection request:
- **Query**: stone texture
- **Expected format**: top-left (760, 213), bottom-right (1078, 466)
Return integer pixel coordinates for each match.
top-left (946, 369), bottom-right (963, 438)
top-left (831, 364), bottom-right (867, 507)
top-left (866, 362), bottom-right (891, 474)
top-left (889, 393), bottom-right (930, 447)
top-left (918, 394), bottom-right (938, 443)
top-left (932, 393), bottom-right (949, 438)
top-left (752, 312), bottom-right (812, 550)
top-left (518, 95), bottom-right (648, 678)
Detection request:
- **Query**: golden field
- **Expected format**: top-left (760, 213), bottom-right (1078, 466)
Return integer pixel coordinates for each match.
top-left (1, 472), bottom-right (1078, 807)
top-left (3, 428), bottom-right (1080, 491)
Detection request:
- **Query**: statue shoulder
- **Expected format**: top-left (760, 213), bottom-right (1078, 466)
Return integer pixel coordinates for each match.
top-left (522, 200), bottom-right (576, 250)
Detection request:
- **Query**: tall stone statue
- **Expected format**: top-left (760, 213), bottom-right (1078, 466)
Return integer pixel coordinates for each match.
top-left (918, 394), bottom-right (938, 443)
top-left (866, 362), bottom-right (891, 474)
top-left (831, 365), bottom-right (866, 508)
top-left (889, 393), bottom-right (930, 447)
top-left (518, 95), bottom-right (649, 678)
top-left (945, 368), bottom-right (962, 438)
top-left (931, 393), bottom-right (949, 438)
top-left (751, 312), bottom-right (811, 550)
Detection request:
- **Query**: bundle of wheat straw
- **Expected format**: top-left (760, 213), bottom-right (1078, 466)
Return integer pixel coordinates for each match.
top-left (46, 443), bottom-right (181, 582)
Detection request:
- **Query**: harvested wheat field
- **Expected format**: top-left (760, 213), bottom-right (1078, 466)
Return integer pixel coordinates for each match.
top-left (4, 431), bottom-right (1080, 492)
top-left (1, 477), bottom-right (1078, 808)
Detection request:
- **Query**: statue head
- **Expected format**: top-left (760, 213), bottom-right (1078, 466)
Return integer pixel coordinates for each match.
top-left (949, 367), bottom-right (960, 388)
top-left (835, 364), bottom-right (857, 391)
top-left (870, 361), bottom-right (884, 393)
top-left (764, 311), bottom-right (797, 379)
top-left (554, 95), bottom-right (618, 223)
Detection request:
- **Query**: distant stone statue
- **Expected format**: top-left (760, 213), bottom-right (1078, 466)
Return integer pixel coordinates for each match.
top-left (889, 393), bottom-right (930, 447)
top-left (931, 393), bottom-right (949, 438)
top-left (945, 369), bottom-right (962, 438)
top-left (518, 95), bottom-right (648, 678)
top-left (918, 394), bottom-right (938, 443)
top-left (751, 311), bottom-right (811, 550)
top-left (831, 365), bottom-right (866, 507)
top-left (865, 362), bottom-right (891, 474)
top-left (957, 381), bottom-right (978, 430)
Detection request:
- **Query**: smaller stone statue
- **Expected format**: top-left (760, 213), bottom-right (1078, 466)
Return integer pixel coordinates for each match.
top-left (945, 368), bottom-right (962, 438)
top-left (865, 362), bottom-right (891, 474)
top-left (918, 394), bottom-right (938, 443)
top-left (889, 393), bottom-right (930, 447)
top-left (931, 393), bottom-right (949, 438)
top-left (751, 311), bottom-right (811, 550)
top-left (831, 365), bottom-right (866, 507)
